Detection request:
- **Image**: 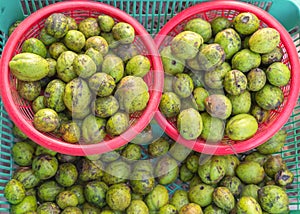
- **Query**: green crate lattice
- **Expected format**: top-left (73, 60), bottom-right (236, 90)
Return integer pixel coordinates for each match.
top-left (0, 0), bottom-right (299, 212)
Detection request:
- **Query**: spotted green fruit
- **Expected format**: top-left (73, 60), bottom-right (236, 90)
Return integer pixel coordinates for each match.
top-left (226, 114), bottom-right (258, 141)
top-left (89, 72), bottom-right (115, 97)
top-left (245, 152), bottom-right (269, 166)
top-left (263, 155), bottom-right (287, 178)
top-left (33, 108), bottom-right (60, 132)
top-left (179, 203), bottom-right (203, 214)
top-left (93, 96), bottom-right (119, 118)
top-left (159, 92), bottom-right (181, 118)
top-left (45, 13), bottom-right (69, 39)
top-left (127, 200), bottom-right (149, 214)
top-left (236, 161), bottom-right (265, 184)
top-left (102, 54), bottom-right (124, 83)
top-left (204, 62), bottom-right (231, 89)
top-left (112, 22), bottom-right (135, 44)
top-left (249, 28), bottom-right (280, 54)
top-left (170, 190), bottom-right (189, 211)
top-left (159, 204), bottom-right (177, 214)
top-left (228, 90), bottom-right (251, 115)
top-left (106, 183), bottom-right (131, 211)
top-left (203, 205), bottom-right (226, 214)
top-left (64, 30), bottom-right (86, 52)
top-left (56, 50), bottom-right (77, 82)
top-left (188, 184), bottom-right (214, 207)
top-left (121, 144), bottom-right (141, 162)
top-left (82, 115), bottom-right (106, 143)
top-left (37, 202), bottom-right (60, 214)
top-left (215, 28), bottom-right (241, 60)
top-left (22, 38), bottom-right (47, 58)
top-left (68, 184), bottom-right (85, 205)
top-left (171, 31), bottom-right (204, 59)
top-left (184, 18), bottom-right (212, 42)
top-left (130, 170), bottom-right (155, 195)
top-left (4, 179), bottom-right (26, 204)
top-left (82, 202), bottom-right (101, 214)
top-left (275, 169), bottom-right (294, 186)
top-left (213, 187), bottom-right (235, 212)
top-left (204, 94), bottom-right (232, 120)
top-left (155, 156), bottom-right (179, 185)
top-left (98, 15), bottom-right (115, 32)
top-left (85, 36), bottom-right (109, 55)
top-left (49, 42), bottom-right (68, 60)
top-left (223, 70), bottom-right (247, 95)
top-left (79, 18), bottom-right (100, 38)
top-left (257, 129), bottom-right (287, 154)
top-left (9, 53), bottom-right (50, 81)
top-left (211, 17), bottom-right (231, 35)
top-left (250, 104), bottom-right (270, 123)
top-left (32, 155), bottom-right (58, 180)
top-left (55, 163), bottom-right (78, 187)
top-left (61, 207), bottom-right (82, 214)
top-left (85, 48), bottom-right (103, 72)
top-left (84, 181), bottom-right (108, 208)
top-left (233, 12), bottom-right (260, 35)
top-left (266, 62), bottom-right (291, 86)
top-left (247, 68), bottom-right (266, 91)
top-left (236, 196), bottom-right (262, 214)
top-left (106, 111), bottom-right (129, 136)
top-left (241, 184), bottom-right (260, 201)
top-left (197, 43), bottom-right (226, 71)
top-left (180, 164), bottom-right (194, 182)
top-left (255, 84), bottom-right (284, 110)
top-left (258, 185), bottom-right (289, 213)
top-left (73, 54), bottom-right (97, 78)
top-left (160, 46), bottom-right (185, 75)
top-left (37, 181), bottom-right (63, 202)
top-left (125, 55), bottom-right (151, 77)
top-left (145, 185), bottom-right (169, 211)
top-left (148, 137), bottom-right (170, 157)
top-left (17, 80), bottom-right (41, 102)
top-left (177, 108), bottom-right (203, 140)
top-left (12, 142), bottom-right (35, 166)
top-left (59, 121), bottom-right (81, 143)
top-left (200, 112), bottom-right (225, 143)
top-left (219, 176), bottom-right (243, 197)
top-left (13, 167), bottom-right (40, 189)
top-left (225, 155), bottom-right (240, 176)
top-left (261, 47), bottom-right (283, 66)
top-left (56, 191), bottom-right (78, 209)
top-left (11, 195), bottom-right (37, 214)
top-left (44, 79), bottom-right (66, 112)
top-left (173, 73), bottom-right (194, 98)
top-left (232, 49), bottom-right (261, 72)
top-left (102, 160), bottom-right (131, 185)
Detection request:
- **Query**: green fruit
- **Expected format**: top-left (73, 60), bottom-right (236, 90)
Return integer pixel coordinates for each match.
top-left (85, 36), bottom-right (109, 55)
top-left (98, 15), bottom-right (115, 32)
top-left (85, 181), bottom-right (108, 208)
top-left (88, 72), bottom-right (115, 97)
top-left (159, 204), bottom-right (177, 214)
top-left (148, 137), bottom-right (170, 157)
top-left (73, 54), bottom-right (97, 78)
top-left (82, 202), bottom-right (101, 214)
top-left (22, 38), bottom-right (47, 58)
top-left (204, 94), bottom-right (232, 120)
top-left (189, 71), bottom-right (205, 88)
top-left (68, 184), bottom-right (85, 205)
top-left (130, 169), bottom-right (155, 195)
top-left (160, 46), bottom-right (185, 75)
top-left (114, 43), bottom-right (139, 62)
top-left (4, 179), bottom-right (26, 204)
top-left (249, 28), bottom-right (280, 54)
top-left (257, 129), bottom-right (286, 154)
top-left (127, 200), bottom-right (149, 214)
top-left (155, 156), bottom-right (179, 185)
top-left (171, 31), bottom-right (204, 59)
top-left (44, 79), bottom-right (66, 112)
top-left (9, 53), bottom-right (50, 81)
top-left (203, 205), bottom-right (226, 214)
top-left (169, 143), bottom-right (192, 162)
top-left (184, 18), bottom-right (212, 42)
top-left (66, 16), bottom-right (78, 30)
top-left (32, 155), bottom-right (58, 180)
top-left (49, 42), bottom-right (69, 60)
top-left (64, 30), bottom-right (86, 52)
top-left (102, 160), bottom-right (131, 185)
top-left (265, 62), bottom-right (291, 86)
top-left (233, 12), bottom-right (260, 35)
top-left (85, 48), bottom-right (103, 72)
top-left (37, 202), bottom-right (60, 214)
top-left (245, 152), bottom-right (269, 166)
top-left (106, 111), bottom-right (129, 136)
top-left (33, 108), bottom-right (60, 132)
top-left (102, 54), bottom-right (124, 82)
top-left (188, 184), bottom-right (214, 207)
top-left (181, 96), bottom-right (198, 111)
top-left (193, 87), bottom-right (209, 111)
top-left (11, 195), bottom-right (37, 214)
top-left (258, 185), bottom-right (289, 213)
top-left (179, 203), bottom-right (203, 214)
top-left (204, 62), bottom-right (231, 89)
top-left (77, 158), bottom-right (104, 182)
top-left (228, 90), bottom-right (251, 115)
top-left (186, 154), bottom-right (199, 173)
top-left (173, 73), bottom-right (194, 98)
top-left (37, 180), bottom-right (63, 202)
top-left (214, 28), bottom-right (241, 60)
top-left (100, 150), bottom-right (120, 163)
top-left (56, 191), bottom-right (78, 209)
top-left (13, 167), bottom-right (40, 189)
top-left (197, 43), bottom-right (226, 71)
top-left (219, 176), bottom-right (243, 197)
top-left (200, 112), bottom-right (225, 143)
top-left (211, 17), bottom-right (231, 35)
top-left (226, 114), bottom-right (258, 141)
top-left (223, 69), bottom-right (247, 95)
top-left (263, 155), bottom-right (287, 178)
top-left (125, 55), bottom-right (151, 77)
top-left (255, 84), bottom-right (284, 110)
top-left (121, 144), bottom-right (141, 162)
top-left (241, 184), bottom-right (260, 201)
top-left (112, 22), bottom-right (135, 44)
top-left (261, 47), bottom-right (283, 66)
top-left (250, 104), bottom-right (270, 123)
top-left (12, 142), bottom-right (35, 166)
top-left (236, 196), bottom-right (262, 214)
top-left (159, 92), bottom-right (181, 118)
top-left (79, 18), bottom-right (100, 38)
top-left (145, 185), bottom-right (169, 211)
top-left (275, 169), bottom-right (294, 186)
top-left (8, 20), bottom-right (22, 36)
top-left (225, 155), bottom-right (240, 176)
top-left (46, 58), bottom-right (57, 77)
top-left (17, 80), bottom-right (41, 101)
top-left (232, 49), bottom-right (261, 72)
top-left (247, 68), bottom-right (267, 92)
top-left (56, 50), bottom-right (78, 82)
top-left (170, 190), bottom-right (189, 211)
top-left (55, 163), bottom-right (78, 187)
top-left (213, 187), bottom-right (235, 211)
top-left (106, 183), bottom-right (131, 211)
top-left (93, 96), bottom-right (119, 118)
top-left (236, 161), bottom-right (265, 184)
top-left (59, 121), bottom-right (81, 143)
top-left (45, 13), bottom-right (69, 39)
top-left (177, 108), bottom-right (203, 140)
top-left (180, 164), bottom-right (194, 182)
top-left (61, 207), bottom-right (82, 214)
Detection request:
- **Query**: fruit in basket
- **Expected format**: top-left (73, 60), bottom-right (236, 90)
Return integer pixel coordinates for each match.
top-left (231, 49), bottom-right (261, 73)
top-left (255, 84), bottom-right (284, 110)
top-left (115, 76), bottom-right (150, 113)
top-left (236, 161), bottom-right (265, 184)
top-left (106, 111), bottom-right (129, 136)
top-left (106, 183), bottom-right (131, 211)
top-left (22, 38), bottom-right (47, 58)
top-left (246, 68), bottom-right (266, 92)
top-left (9, 53), bottom-right (49, 81)
top-left (223, 70), bottom-right (247, 95)
top-left (102, 54), bottom-right (124, 82)
top-left (145, 184), bottom-right (169, 211)
top-left (85, 48), bottom-right (104, 72)
top-left (56, 190), bottom-right (79, 209)
top-left (17, 80), bottom-right (41, 101)
top-left (233, 12), bottom-right (260, 35)
top-left (4, 179), bottom-right (26, 204)
top-left (32, 154), bottom-right (58, 180)
top-left (250, 104), bottom-right (270, 123)
top-left (179, 203), bottom-right (202, 214)
top-left (177, 108), bottom-right (203, 140)
top-left (112, 22), bottom-right (135, 44)
top-left (184, 18), bottom-right (212, 42)
top-left (197, 44), bottom-right (225, 71)
top-left (73, 54), bottom-right (97, 78)
top-left (93, 96), bottom-right (119, 118)
top-left (85, 36), bottom-right (109, 55)
top-left (59, 121), bottom-right (81, 143)
top-left (257, 129), bottom-right (287, 154)
top-left (84, 181), bottom-right (108, 208)
top-left (33, 108), bottom-right (60, 132)
top-left (125, 55), bottom-right (151, 77)
top-left (258, 185), bottom-right (289, 213)
top-left (193, 87), bottom-right (209, 111)
top-left (46, 58), bottom-right (57, 77)
top-left (224, 155), bottom-right (240, 176)
top-left (211, 17), bottom-right (231, 36)
top-left (261, 47), bottom-right (283, 66)
top-left (249, 28), bottom-right (280, 54)
top-left (56, 50), bottom-right (77, 82)
top-left (161, 46), bottom-right (185, 75)
top-left (219, 176), bottom-right (243, 197)
top-left (101, 32), bottom-right (119, 49)
top-left (214, 28), bottom-right (241, 60)
top-left (228, 90), bottom-right (251, 115)
top-left (213, 187), bottom-right (235, 211)
top-left (98, 15), bottom-right (115, 33)
top-left (66, 16), bottom-right (78, 31)
top-left (236, 196), bottom-right (262, 214)
top-left (37, 180), bottom-right (64, 202)
top-left (11, 195), bottom-right (37, 214)
top-left (127, 200), bottom-right (149, 214)
top-left (225, 114), bottom-right (258, 141)
top-left (121, 143), bottom-right (142, 161)
top-left (266, 62), bottom-right (291, 87)
top-left (200, 112), bottom-right (225, 143)
top-left (188, 184), bottom-right (214, 207)
top-left (63, 30), bottom-right (86, 52)
top-left (79, 17), bottom-right (100, 38)
top-left (39, 28), bottom-right (58, 46)
top-left (204, 62), bottom-right (231, 89)
top-left (159, 92), bottom-right (181, 118)
top-left (88, 72), bottom-right (115, 97)
top-left (13, 167), bottom-right (40, 189)
top-left (114, 43), bottom-right (140, 62)
top-left (68, 184), bottom-right (85, 205)
top-left (171, 31), bottom-right (204, 59)
top-left (81, 114), bottom-right (106, 143)
top-left (12, 142), bottom-right (35, 166)
top-left (45, 13), bottom-right (69, 39)
top-left (173, 73), bottom-right (194, 98)
top-left (37, 202), bottom-right (60, 214)
top-left (204, 94), bottom-right (232, 120)
top-left (44, 79), bottom-right (66, 112)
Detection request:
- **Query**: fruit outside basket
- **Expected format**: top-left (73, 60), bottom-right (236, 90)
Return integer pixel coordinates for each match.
top-left (154, 1), bottom-right (300, 155)
top-left (0, 1), bottom-right (164, 156)
top-left (0, 0), bottom-right (300, 213)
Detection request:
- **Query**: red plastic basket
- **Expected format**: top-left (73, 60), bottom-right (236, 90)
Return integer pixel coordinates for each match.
top-left (154, 1), bottom-right (300, 155)
top-left (0, 1), bottom-right (163, 156)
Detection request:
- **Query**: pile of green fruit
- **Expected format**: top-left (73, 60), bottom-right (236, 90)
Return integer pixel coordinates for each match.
top-left (4, 124), bottom-right (294, 213)
top-left (159, 12), bottom-right (291, 141)
top-left (8, 12), bottom-right (152, 144)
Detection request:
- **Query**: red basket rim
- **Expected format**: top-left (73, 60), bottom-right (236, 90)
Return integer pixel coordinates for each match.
top-left (0, 1), bottom-right (164, 156)
top-left (154, 0), bottom-right (300, 155)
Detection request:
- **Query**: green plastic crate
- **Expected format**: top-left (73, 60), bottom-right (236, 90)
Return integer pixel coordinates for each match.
top-left (0, 0), bottom-right (299, 212)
